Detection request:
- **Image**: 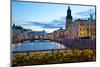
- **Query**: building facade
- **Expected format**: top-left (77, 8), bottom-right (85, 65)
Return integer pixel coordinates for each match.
top-left (74, 19), bottom-right (95, 39)
top-left (48, 6), bottom-right (96, 40)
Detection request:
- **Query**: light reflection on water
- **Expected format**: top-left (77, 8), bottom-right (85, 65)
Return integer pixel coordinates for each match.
top-left (12, 40), bottom-right (66, 51)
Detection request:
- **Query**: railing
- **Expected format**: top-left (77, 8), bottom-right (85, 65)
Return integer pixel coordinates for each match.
top-left (12, 49), bottom-right (64, 55)
top-left (12, 48), bottom-right (95, 56)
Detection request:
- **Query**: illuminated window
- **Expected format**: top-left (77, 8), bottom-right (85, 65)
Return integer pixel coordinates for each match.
top-left (90, 28), bottom-right (92, 31)
top-left (87, 32), bottom-right (89, 35)
top-left (93, 28), bottom-right (95, 31)
top-left (83, 27), bottom-right (85, 31)
top-left (83, 33), bottom-right (85, 35)
top-left (80, 33), bottom-right (82, 36)
top-left (80, 28), bottom-right (82, 31)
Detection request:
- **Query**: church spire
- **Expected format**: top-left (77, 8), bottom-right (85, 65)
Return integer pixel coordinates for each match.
top-left (66, 6), bottom-right (73, 29)
top-left (67, 6), bottom-right (72, 19)
top-left (90, 13), bottom-right (93, 22)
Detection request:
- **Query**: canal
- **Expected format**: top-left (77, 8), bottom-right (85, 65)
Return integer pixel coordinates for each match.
top-left (12, 40), bottom-right (66, 51)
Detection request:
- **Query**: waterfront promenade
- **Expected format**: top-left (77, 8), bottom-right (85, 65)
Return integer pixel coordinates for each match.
top-left (54, 39), bottom-right (96, 49)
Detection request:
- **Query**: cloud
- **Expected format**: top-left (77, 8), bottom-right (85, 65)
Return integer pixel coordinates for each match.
top-left (75, 9), bottom-right (95, 17)
top-left (21, 8), bottom-right (96, 30)
top-left (22, 17), bottom-right (66, 29)
top-left (29, 21), bottom-right (65, 29)
top-left (22, 23), bottom-right (60, 33)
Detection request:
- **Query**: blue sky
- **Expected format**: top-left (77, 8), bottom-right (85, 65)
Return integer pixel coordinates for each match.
top-left (12, 1), bottom-right (96, 33)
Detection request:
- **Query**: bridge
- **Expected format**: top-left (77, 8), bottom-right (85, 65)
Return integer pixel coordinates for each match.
top-left (20, 38), bottom-right (53, 42)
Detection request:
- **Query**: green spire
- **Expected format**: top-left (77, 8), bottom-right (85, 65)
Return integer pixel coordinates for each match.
top-left (90, 14), bottom-right (93, 21)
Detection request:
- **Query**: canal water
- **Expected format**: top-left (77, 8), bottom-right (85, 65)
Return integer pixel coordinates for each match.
top-left (12, 40), bottom-right (66, 51)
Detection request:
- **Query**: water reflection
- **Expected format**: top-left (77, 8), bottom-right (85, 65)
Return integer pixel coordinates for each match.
top-left (12, 40), bottom-right (66, 51)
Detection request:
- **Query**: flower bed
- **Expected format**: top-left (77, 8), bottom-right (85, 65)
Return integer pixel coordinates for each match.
top-left (12, 49), bottom-right (96, 66)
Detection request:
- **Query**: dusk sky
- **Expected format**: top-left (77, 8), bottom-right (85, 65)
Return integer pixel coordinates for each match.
top-left (12, 1), bottom-right (96, 33)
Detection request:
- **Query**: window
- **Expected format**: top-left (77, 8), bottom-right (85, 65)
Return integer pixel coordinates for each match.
top-left (80, 28), bottom-right (82, 31)
top-left (87, 28), bottom-right (89, 31)
top-left (90, 28), bottom-right (92, 31)
top-left (80, 33), bottom-right (82, 36)
top-left (83, 33), bottom-right (85, 35)
top-left (80, 22), bottom-right (84, 26)
top-left (83, 27), bottom-right (85, 31)
top-left (93, 28), bottom-right (95, 31)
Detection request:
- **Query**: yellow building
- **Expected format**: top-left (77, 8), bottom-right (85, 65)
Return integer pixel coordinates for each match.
top-left (74, 19), bottom-right (96, 39)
